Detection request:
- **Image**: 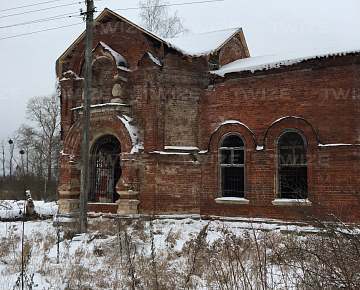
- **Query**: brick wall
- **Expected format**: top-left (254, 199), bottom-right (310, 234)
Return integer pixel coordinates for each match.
top-left (199, 54), bottom-right (360, 221)
top-left (57, 15), bottom-right (360, 222)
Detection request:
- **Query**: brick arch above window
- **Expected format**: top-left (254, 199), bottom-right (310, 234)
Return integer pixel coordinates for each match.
top-left (73, 42), bottom-right (134, 77)
top-left (208, 120), bottom-right (257, 153)
top-left (264, 116), bottom-right (320, 151)
top-left (63, 114), bottom-right (132, 157)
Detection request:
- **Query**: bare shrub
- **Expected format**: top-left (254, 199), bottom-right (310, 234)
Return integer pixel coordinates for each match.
top-left (182, 222), bottom-right (210, 289)
top-left (62, 227), bottom-right (77, 241)
top-left (165, 227), bottom-right (182, 249)
top-left (87, 218), bottom-right (117, 236)
top-left (281, 188), bottom-right (360, 289)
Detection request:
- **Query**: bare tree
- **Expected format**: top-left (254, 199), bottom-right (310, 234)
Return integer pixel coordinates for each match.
top-left (138, 0), bottom-right (190, 38)
top-left (7, 138), bottom-right (15, 178)
top-left (0, 139), bottom-right (5, 178)
top-left (15, 125), bottom-right (35, 176)
top-left (14, 93), bottom-right (62, 200)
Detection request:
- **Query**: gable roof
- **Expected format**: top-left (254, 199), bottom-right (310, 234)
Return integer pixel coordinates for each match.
top-left (163, 28), bottom-right (249, 57)
top-left (57, 8), bottom-right (250, 79)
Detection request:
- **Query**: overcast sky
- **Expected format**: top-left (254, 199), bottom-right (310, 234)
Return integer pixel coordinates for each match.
top-left (0, 0), bottom-right (359, 143)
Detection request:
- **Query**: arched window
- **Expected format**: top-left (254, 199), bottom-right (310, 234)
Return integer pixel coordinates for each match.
top-left (277, 130), bottom-right (307, 199)
top-left (218, 133), bottom-right (246, 198)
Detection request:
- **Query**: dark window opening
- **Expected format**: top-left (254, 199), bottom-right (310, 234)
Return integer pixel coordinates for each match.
top-left (65, 99), bottom-right (68, 116)
top-left (219, 133), bottom-right (246, 198)
top-left (221, 167), bottom-right (245, 197)
top-left (147, 82), bottom-right (150, 104)
top-left (91, 135), bottom-right (121, 202)
top-left (278, 131), bottom-right (307, 199)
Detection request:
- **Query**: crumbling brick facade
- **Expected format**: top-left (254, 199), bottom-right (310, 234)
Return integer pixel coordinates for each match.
top-left (57, 8), bottom-right (360, 222)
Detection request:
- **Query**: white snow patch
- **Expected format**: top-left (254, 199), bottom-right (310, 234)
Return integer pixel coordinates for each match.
top-left (272, 198), bottom-right (311, 203)
top-left (164, 146), bottom-right (199, 151)
top-left (117, 115), bottom-right (144, 154)
top-left (0, 200), bottom-right (58, 219)
top-left (212, 45), bottom-right (360, 76)
top-left (256, 146), bottom-right (264, 150)
top-left (60, 150), bottom-right (74, 159)
top-left (97, 41), bottom-right (128, 67)
top-left (319, 143), bottom-right (360, 147)
top-left (150, 151), bottom-right (191, 155)
top-left (117, 65), bottom-right (132, 72)
top-left (71, 103), bottom-right (130, 111)
top-left (147, 52), bottom-right (162, 66)
top-left (60, 70), bottom-right (83, 81)
top-left (215, 197), bottom-right (249, 201)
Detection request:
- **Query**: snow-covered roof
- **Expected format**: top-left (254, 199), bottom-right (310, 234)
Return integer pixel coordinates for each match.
top-left (57, 8), bottom-right (250, 79)
top-left (163, 28), bottom-right (245, 57)
top-left (211, 45), bottom-right (360, 77)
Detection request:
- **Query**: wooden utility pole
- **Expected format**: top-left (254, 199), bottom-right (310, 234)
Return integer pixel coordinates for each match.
top-left (79, 0), bottom-right (94, 233)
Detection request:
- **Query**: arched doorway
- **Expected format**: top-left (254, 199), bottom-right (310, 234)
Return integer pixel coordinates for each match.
top-left (91, 135), bottom-right (122, 202)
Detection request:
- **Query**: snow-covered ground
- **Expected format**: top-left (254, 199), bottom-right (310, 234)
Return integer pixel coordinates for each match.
top-left (0, 217), bottom-right (299, 289)
top-left (0, 200), bottom-right (359, 289)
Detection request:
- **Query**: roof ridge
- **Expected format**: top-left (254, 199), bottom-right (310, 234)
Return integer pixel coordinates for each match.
top-left (164, 27), bottom-right (242, 40)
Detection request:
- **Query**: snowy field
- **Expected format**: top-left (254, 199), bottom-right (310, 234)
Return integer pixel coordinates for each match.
top-left (0, 201), bottom-right (359, 289)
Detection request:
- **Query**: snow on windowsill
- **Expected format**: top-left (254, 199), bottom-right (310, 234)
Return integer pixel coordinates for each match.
top-left (72, 103), bottom-right (131, 111)
top-left (272, 199), bottom-right (312, 206)
top-left (149, 151), bottom-right (192, 155)
top-left (215, 197), bottom-right (250, 204)
top-left (319, 143), bottom-right (360, 147)
top-left (164, 146), bottom-right (199, 151)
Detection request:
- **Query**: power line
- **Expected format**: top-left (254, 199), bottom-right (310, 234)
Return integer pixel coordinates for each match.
top-left (0, 22), bottom-right (83, 41)
top-left (1, 2), bottom-right (82, 18)
top-left (0, 0), bottom-right (224, 27)
top-left (0, 0), bottom-right (225, 40)
top-left (114, 0), bottom-right (225, 11)
top-left (0, 13), bottom-right (80, 29)
top-left (0, 0), bottom-right (60, 12)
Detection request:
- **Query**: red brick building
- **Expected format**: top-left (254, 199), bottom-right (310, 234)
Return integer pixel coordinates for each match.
top-left (57, 8), bottom-right (360, 221)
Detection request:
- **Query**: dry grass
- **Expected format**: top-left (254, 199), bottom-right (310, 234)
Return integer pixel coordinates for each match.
top-left (0, 216), bottom-right (359, 289)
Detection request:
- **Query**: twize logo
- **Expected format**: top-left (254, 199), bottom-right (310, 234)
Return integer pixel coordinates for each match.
top-left (269, 22), bottom-right (330, 34)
